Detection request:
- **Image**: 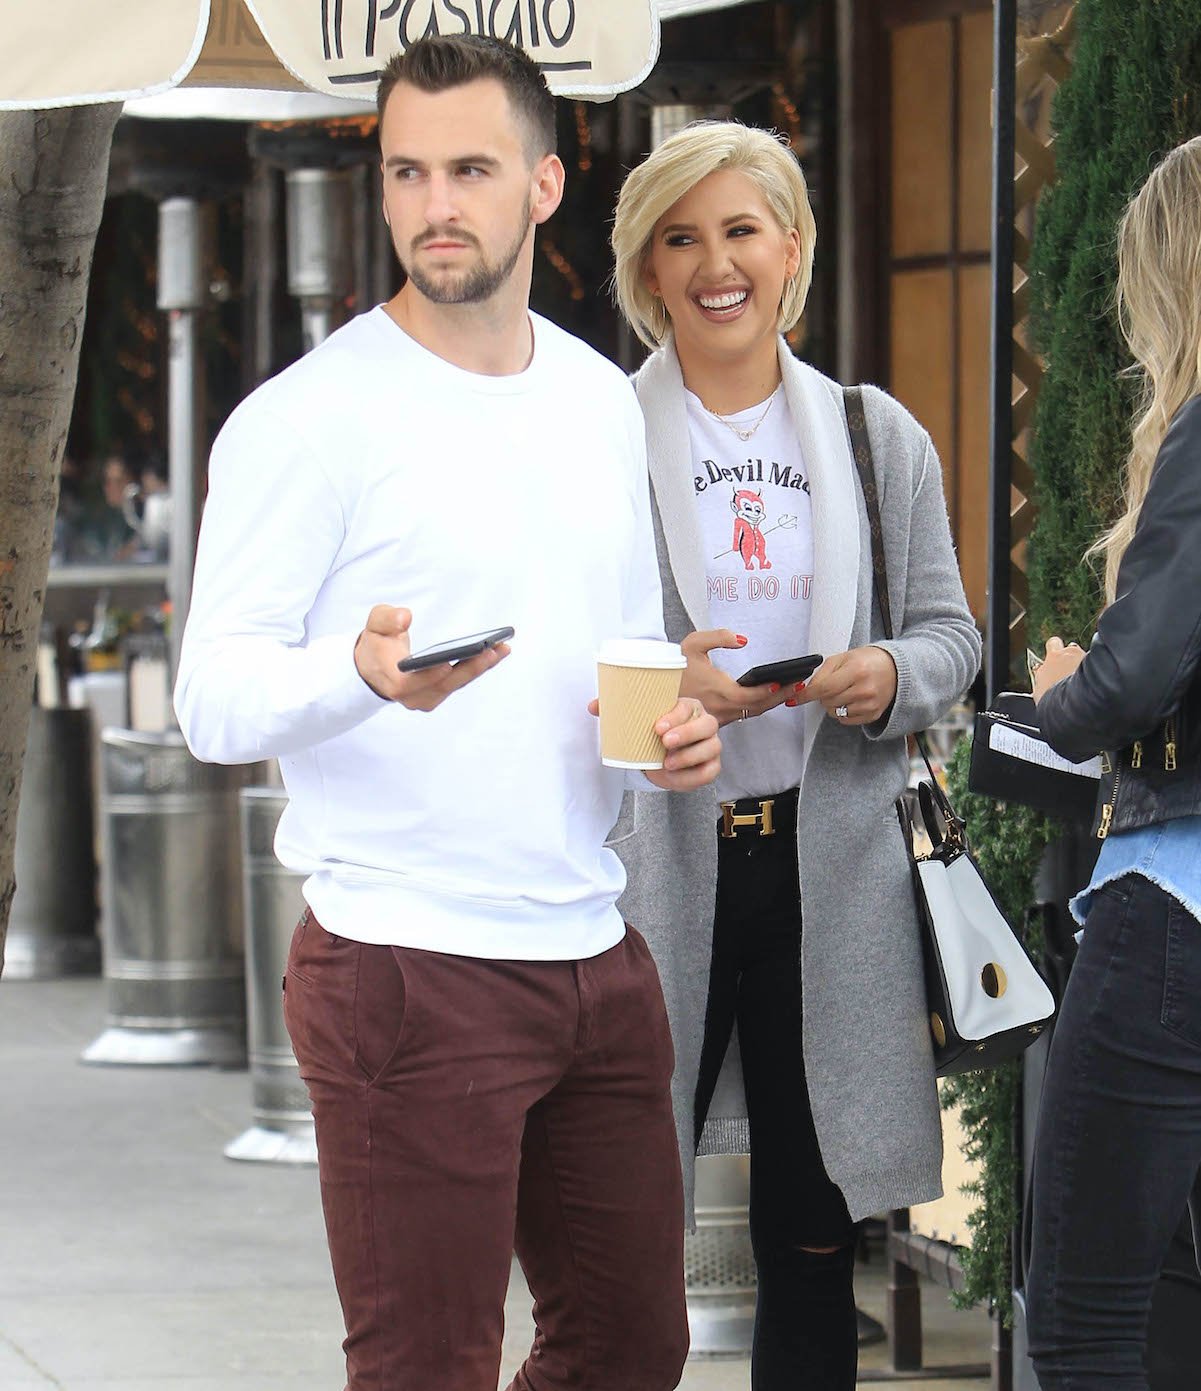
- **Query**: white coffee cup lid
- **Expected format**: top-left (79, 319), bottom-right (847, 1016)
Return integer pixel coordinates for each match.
top-left (597, 638), bottom-right (686, 669)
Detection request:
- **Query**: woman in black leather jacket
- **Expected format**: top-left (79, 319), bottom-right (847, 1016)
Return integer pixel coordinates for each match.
top-left (1026, 137), bottom-right (1201, 1391)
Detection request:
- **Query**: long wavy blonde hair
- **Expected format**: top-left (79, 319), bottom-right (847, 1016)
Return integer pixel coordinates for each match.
top-left (1092, 136), bottom-right (1201, 602)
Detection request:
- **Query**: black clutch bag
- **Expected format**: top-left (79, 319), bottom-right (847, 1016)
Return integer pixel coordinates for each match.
top-left (968, 692), bottom-right (1101, 823)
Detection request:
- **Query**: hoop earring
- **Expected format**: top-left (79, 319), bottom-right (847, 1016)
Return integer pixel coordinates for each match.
top-left (648, 295), bottom-right (669, 342)
top-left (779, 274), bottom-right (800, 329)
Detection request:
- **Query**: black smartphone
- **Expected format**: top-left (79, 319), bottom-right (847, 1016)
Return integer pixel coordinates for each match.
top-left (736, 653), bottom-right (823, 688)
top-left (396, 626), bottom-right (515, 673)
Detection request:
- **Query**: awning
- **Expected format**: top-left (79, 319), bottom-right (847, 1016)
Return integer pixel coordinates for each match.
top-left (0, 0), bottom-right (761, 109)
top-left (658, 0), bottom-right (759, 15)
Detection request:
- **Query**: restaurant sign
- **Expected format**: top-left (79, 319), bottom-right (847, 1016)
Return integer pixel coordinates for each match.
top-left (0, 0), bottom-right (661, 109)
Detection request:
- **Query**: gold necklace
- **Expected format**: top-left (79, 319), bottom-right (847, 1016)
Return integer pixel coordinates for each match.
top-left (704, 386), bottom-right (780, 442)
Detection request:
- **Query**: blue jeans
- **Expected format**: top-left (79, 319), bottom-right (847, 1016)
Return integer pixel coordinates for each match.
top-left (1027, 874), bottom-right (1201, 1390)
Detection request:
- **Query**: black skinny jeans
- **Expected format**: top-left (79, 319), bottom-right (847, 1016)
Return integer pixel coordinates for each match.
top-left (1027, 874), bottom-right (1201, 1391)
top-left (694, 793), bottom-right (857, 1391)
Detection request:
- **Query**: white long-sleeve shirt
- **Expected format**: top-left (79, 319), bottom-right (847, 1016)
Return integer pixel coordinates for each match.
top-left (175, 307), bottom-right (666, 959)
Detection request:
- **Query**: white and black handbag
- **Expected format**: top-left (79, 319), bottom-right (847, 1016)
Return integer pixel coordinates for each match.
top-left (845, 387), bottom-right (1056, 1075)
top-left (896, 754), bottom-right (1056, 1074)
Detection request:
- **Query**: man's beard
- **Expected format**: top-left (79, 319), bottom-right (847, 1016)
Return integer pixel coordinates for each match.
top-left (404, 198), bottom-right (532, 305)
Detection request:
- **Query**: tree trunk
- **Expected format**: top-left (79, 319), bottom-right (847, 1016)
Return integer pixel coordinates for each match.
top-left (0, 104), bottom-right (121, 973)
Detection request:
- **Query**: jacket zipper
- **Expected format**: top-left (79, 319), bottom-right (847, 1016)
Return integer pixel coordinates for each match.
top-left (1099, 716), bottom-right (1181, 840)
top-left (1098, 762), bottom-right (1119, 839)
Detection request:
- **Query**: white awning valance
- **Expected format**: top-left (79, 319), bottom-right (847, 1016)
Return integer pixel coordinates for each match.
top-left (657, 0), bottom-right (758, 16)
top-left (0, 0), bottom-right (735, 109)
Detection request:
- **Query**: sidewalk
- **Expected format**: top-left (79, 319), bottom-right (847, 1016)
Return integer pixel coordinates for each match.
top-left (1, 976), bottom-right (991, 1390)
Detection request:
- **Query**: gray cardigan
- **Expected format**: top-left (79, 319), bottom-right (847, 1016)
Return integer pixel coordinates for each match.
top-left (614, 341), bottom-right (982, 1224)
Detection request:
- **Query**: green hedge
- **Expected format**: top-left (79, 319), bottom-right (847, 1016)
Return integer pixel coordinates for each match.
top-left (1027, 0), bottom-right (1201, 643)
top-left (942, 739), bottom-right (1054, 1324)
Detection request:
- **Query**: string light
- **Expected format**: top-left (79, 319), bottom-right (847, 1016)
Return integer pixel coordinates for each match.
top-left (128, 306), bottom-right (159, 343)
top-left (257, 115), bottom-right (378, 139)
top-left (772, 82), bottom-right (803, 151)
top-left (540, 237), bottom-right (586, 301)
top-left (116, 388), bottom-right (155, 435)
top-left (574, 102), bottom-right (592, 173)
top-left (116, 349), bottom-right (156, 381)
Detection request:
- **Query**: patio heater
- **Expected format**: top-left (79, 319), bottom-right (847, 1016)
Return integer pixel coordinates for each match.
top-left (284, 167), bottom-right (354, 352)
top-left (223, 161), bottom-right (350, 1160)
top-left (650, 102), bottom-right (730, 146)
top-left (158, 193), bottom-right (207, 679)
top-left (81, 104), bottom-right (368, 1073)
top-left (82, 140), bottom-right (252, 1067)
top-left (224, 153), bottom-right (353, 1157)
top-left (225, 116), bottom-right (373, 1163)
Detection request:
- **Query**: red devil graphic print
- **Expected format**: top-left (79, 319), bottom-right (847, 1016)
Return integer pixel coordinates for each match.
top-left (730, 489), bottom-right (771, 571)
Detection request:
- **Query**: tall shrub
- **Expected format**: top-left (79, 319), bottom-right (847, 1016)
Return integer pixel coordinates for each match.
top-left (1027, 0), bottom-right (1201, 642)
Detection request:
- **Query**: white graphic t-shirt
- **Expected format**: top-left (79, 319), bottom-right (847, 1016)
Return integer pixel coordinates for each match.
top-left (686, 386), bottom-right (815, 800)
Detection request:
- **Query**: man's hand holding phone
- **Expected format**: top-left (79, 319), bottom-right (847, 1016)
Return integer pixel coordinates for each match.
top-left (354, 606), bottom-right (510, 710)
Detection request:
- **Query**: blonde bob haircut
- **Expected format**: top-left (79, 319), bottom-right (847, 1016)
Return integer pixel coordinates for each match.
top-left (611, 121), bottom-right (817, 350)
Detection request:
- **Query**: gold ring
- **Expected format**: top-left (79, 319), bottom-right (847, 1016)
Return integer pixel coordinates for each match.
top-left (740, 708), bottom-right (750, 721)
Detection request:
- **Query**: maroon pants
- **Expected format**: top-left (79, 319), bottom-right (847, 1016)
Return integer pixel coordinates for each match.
top-left (283, 910), bottom-right (688, 1391)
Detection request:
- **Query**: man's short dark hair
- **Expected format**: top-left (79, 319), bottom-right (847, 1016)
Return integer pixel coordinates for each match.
top-left (376, 35), bottom-right (557, 161)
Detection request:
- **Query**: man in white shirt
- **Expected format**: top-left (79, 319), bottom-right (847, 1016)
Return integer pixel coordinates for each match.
top-left (175, 32), bottom-right (719, 1391)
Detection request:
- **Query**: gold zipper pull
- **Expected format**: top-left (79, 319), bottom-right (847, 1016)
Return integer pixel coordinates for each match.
top-left (1098, 802), bottom-right (1113, 839)
top-left (1165, 718), bottom-right (1177, 771)
top-left (1100, 752), bottom-right (1113, 774)
top-left (1132, 741), bottom-right (1143, 769)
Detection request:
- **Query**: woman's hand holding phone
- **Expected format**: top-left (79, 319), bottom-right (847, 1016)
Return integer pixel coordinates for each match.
top-left (1031, 636), bottom-right (1086, 702)
top-left (354, 605), bottom-right (510, 710)
top-left (792, 645), bottom-right (897, 725)
top-left (679, 629), bottom-right (795, 726)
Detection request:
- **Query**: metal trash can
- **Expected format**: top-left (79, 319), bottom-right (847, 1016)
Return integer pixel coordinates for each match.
top-left (225, 786), bottom-right (317, 1164)
top-left (6, 707), bottom-right (100, 979)
top-left (685, 1154), bottom-right (757, 1356)
top-left (82, 729), bottom-right (247, 1066)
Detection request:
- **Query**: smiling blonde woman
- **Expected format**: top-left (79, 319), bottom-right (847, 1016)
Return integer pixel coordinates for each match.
top-left (610, 122), bottom-right (981, 1390)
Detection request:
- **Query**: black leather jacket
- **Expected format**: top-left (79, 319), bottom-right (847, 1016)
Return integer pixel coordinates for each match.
top-left (1037, 394), bottom-right (1201, 839)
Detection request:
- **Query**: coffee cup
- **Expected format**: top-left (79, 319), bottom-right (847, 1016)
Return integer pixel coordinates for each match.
top-left (596, 639), bottom-right (687, 769)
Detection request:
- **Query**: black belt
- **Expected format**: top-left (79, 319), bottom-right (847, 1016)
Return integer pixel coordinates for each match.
top-left (717, 786), bottom-right (799, 839)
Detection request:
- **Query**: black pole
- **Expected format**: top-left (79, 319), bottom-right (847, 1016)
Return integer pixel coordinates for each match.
top-left (987, 0), bottom-right (1018, 704)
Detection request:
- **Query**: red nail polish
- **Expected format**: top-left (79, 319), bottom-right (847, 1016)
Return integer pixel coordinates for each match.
top-left (785, 699), bottom-right (798, 708)
top-left (794, 681), bottom-right (806, 692)
top-left (769, 683), bottom-right (781, 694)
top-left (735, 635), bottom-right (748, 647)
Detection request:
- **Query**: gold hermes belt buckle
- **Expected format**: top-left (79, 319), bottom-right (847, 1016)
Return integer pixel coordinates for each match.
top-left (720, 798), bottom-right (776, 838)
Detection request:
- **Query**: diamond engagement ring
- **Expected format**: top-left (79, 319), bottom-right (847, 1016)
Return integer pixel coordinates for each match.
top-left (835, 705), bottom-right (849, 718)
